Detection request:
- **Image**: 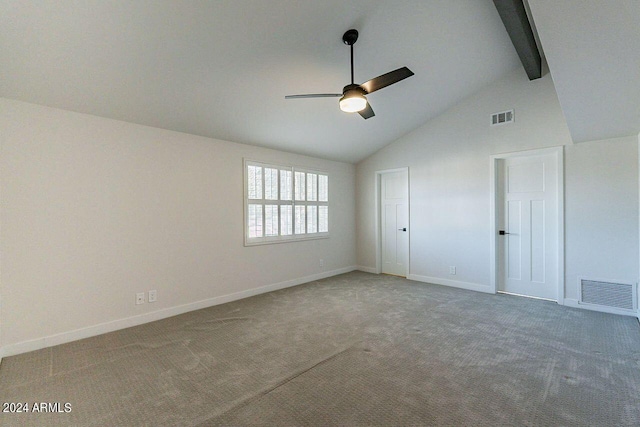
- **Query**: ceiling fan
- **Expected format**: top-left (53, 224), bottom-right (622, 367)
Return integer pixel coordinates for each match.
top-left (285, 29), bottom-right (414, 119)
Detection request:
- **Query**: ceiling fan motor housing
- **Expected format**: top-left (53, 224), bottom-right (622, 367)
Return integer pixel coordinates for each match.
top-left (343, 84), bottom-right (367, 96)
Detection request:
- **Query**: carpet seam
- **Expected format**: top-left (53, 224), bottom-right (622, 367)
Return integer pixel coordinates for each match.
top-left (200, 344), bottom-right (361, 425)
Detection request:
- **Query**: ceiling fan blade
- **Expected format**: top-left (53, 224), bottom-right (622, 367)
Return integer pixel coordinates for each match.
top-left (358, 103), bottom-right (375, 119)
top-left (285, 94), bottom-right (342, 99)
top-left (360, 67), bottom-right (414, 94)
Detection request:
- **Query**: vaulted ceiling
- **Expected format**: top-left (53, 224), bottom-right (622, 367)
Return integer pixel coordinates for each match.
top-left (527, 0), bottom-right (640, 144)
top-left (0, 0), bottom-right (520, 163)
top-left (1, 1), bottom-right (638, 163)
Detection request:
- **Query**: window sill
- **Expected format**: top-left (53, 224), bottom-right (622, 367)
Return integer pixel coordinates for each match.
top-left (244, 233), bottom-right (330, 247)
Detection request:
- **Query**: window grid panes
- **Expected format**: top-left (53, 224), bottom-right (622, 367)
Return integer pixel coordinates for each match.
top-left (295, 205), bottom-right (306, 234)
top-left (307, 173), bottom-right (317, 201)
top-left (265, 168), bottom-right (278, 200)
top-left (248, 165), bottom-right (262, 200)
top-left (319, 175), bottom-right (328, 202)
top-left (307, 205), bottom-right (318, 233)
top-left (265, 205), bottom-right (279, 236)
top-left (319, 206), bottom-right (329, 233)
top-left (281, 205), bottom-right (293, 236)
top-left (280, 170), bottom-right (292, 201)
top-left (248, 204), bottom-right (263, 238)
top-left (294, 171), bottom-right (306, 201)
top-left (245, 161), bottom-right (328, 245)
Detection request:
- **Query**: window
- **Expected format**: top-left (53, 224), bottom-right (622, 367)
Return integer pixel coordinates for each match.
top-left (245, 160), bottom-right (329, 245)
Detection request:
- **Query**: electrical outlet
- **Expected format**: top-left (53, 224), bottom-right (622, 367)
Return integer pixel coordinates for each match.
top-left (148, 290), bottom-right (157, 303)
top-left (319, 259), bottom-right (324, 268)
top-left (449, 266), bottom-right (456, 275)
top-left (136, 292), bottom-right (145, 305)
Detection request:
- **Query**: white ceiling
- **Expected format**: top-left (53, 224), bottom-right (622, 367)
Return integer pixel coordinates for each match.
top-left (527, 0), bottom-right (640, 143)
top-left (3, 1), bottom-right (639, 162)
top-left (1, 0), bottom-right (521, 163)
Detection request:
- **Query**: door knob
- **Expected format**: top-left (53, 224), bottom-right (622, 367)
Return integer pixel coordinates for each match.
top-left (499, 230), bottom-right (510, 235)
top-left (398, 228), bottom-right (407, 232)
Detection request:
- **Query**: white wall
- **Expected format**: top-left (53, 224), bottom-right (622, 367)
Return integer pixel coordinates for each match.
top-left (0, 98), bottom-right (356, 356)
top-left (564, 136), bottom-right (639, 301)
top-left (356, 68), bottom-right (638, 302)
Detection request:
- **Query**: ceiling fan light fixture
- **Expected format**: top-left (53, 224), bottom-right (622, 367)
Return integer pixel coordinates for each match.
top-left (339, 90), bottom-right (367, 113)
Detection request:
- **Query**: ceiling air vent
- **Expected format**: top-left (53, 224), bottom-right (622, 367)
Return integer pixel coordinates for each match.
top-left (491, 109), bottom-right (514, 126)
top-left (579, 278), bottom-right (637, 314)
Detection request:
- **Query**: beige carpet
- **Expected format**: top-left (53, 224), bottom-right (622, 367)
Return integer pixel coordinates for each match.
top-left (1, 271), bottom-right (640, 426)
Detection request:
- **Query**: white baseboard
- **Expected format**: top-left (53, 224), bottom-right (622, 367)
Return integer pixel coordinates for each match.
top-left (356, 265), bottom-right (377, 274)
top-left (407, 274), bottom-right (493, 294)
top-left (563, 298), bottom-right (639, 317)
top-left (0, 266), bottom-right (357, 359)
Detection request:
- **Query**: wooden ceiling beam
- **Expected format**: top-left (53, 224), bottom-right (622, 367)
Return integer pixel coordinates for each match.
top-left (493, 0), bottom-right (542, 80)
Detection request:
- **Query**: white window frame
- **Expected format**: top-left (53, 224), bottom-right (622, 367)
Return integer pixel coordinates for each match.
top-left (244, 159), bottom-right (329, 246)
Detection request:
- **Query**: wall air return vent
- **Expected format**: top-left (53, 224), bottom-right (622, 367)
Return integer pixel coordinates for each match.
top-left (491, 109), bottom-right (514, 126)
top-left (579, 278), bottom-right (637, 314)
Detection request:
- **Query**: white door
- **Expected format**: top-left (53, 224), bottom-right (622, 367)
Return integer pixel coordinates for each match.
top-left (498, 153), bottom-right (558, 300)
top-left (381, 170), bottom-right (408, 277)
